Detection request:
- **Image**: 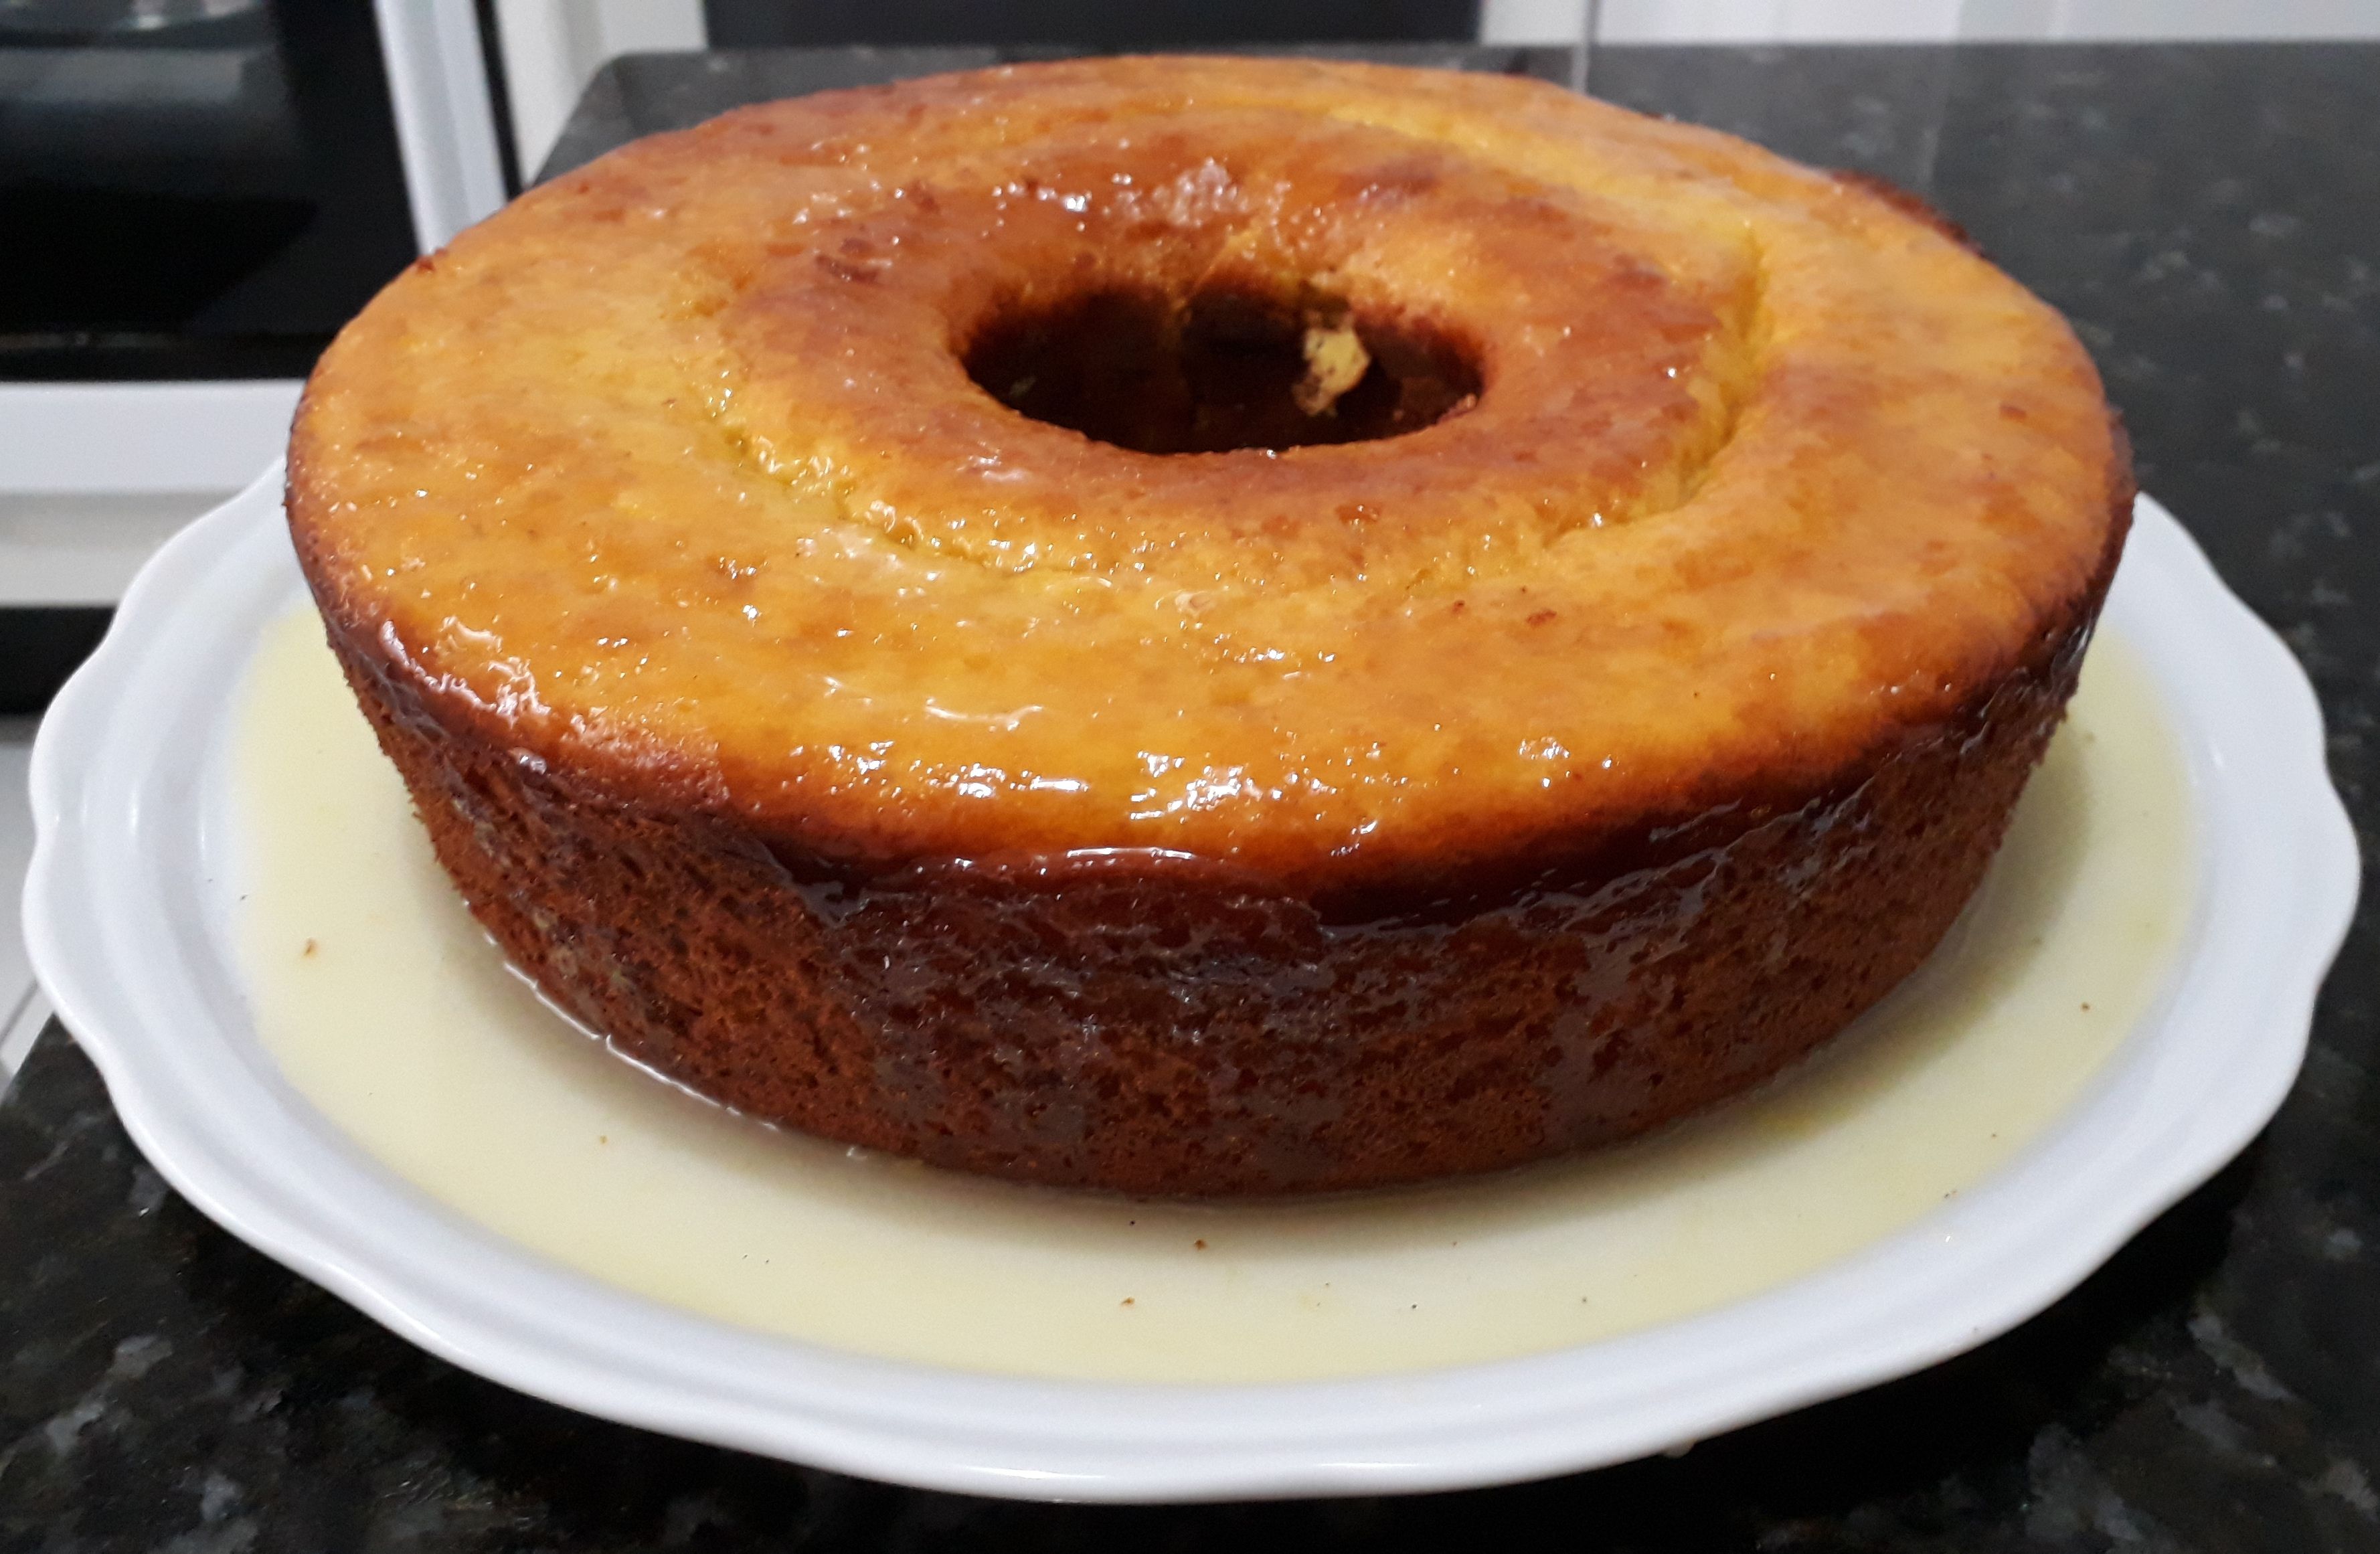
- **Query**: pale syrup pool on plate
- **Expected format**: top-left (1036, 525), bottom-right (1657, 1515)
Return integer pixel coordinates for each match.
top-left (234, 610), bottom-right (2190, 1385)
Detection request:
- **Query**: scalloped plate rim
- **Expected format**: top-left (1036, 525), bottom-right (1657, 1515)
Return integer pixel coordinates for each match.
top-left (21, 466), bottom-right (2360, 1502)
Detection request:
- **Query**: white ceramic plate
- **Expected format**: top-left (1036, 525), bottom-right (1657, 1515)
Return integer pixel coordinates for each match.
top-left (24, 466), bottom-right (2359, 1502)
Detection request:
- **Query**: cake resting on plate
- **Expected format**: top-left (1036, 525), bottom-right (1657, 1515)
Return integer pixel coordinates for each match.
top-left (286, 58), bottom-right (2132, 1195)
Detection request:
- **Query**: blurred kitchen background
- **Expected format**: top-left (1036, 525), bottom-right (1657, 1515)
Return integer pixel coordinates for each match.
top-left (3, 0), bottom-right (2375, 1085)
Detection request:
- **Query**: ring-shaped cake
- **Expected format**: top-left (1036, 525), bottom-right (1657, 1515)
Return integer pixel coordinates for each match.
top-left (288, 58), bottom-right (2131, 1195)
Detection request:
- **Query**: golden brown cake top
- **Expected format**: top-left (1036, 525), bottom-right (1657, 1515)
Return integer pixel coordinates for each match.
top-left (288, 57), bottom-right (2124, 887)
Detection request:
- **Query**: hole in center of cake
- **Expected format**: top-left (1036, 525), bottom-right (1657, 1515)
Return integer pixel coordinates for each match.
top-left (964, 278), bottom-right (1481, 455)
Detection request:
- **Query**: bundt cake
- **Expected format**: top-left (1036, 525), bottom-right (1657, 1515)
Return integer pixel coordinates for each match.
top-left (286, 57), bottom-right (2131, 1195)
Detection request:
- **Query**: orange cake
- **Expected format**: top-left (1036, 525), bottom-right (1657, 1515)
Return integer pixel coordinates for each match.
top-left (286, 57), bottom-right (2132, 1195)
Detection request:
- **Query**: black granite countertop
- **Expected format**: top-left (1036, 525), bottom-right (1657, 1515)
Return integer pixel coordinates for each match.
top-left (6, 42), bottom-right (2376, 1552)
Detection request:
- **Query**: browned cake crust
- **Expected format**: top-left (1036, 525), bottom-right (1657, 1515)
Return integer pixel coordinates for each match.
top-left (331, 522), bottom-right (2120, 1195)
top-left (290, 58), bottom-right (2134, 1195)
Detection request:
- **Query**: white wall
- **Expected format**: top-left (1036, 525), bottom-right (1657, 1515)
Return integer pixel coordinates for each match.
top-left (495, 0), bottom-right (707, 177)
top-left (1482, 0), bottom-right (2380, 42)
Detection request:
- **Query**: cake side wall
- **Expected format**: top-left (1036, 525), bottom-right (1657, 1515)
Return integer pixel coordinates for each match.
top-left (319, 596), bottom-right (2098, 1197)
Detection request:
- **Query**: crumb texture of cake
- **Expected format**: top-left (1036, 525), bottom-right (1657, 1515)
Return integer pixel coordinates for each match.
top-left (288, 57), bottom-right (2131, 1195)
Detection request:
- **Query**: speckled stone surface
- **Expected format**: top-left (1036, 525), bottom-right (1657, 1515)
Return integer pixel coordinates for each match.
top-left (6, 44), bottom-right (2375, 1551)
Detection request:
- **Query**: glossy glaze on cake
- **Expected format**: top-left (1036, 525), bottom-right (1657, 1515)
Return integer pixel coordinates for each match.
top-left (287, 58), bottom-right (2132, 1195)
